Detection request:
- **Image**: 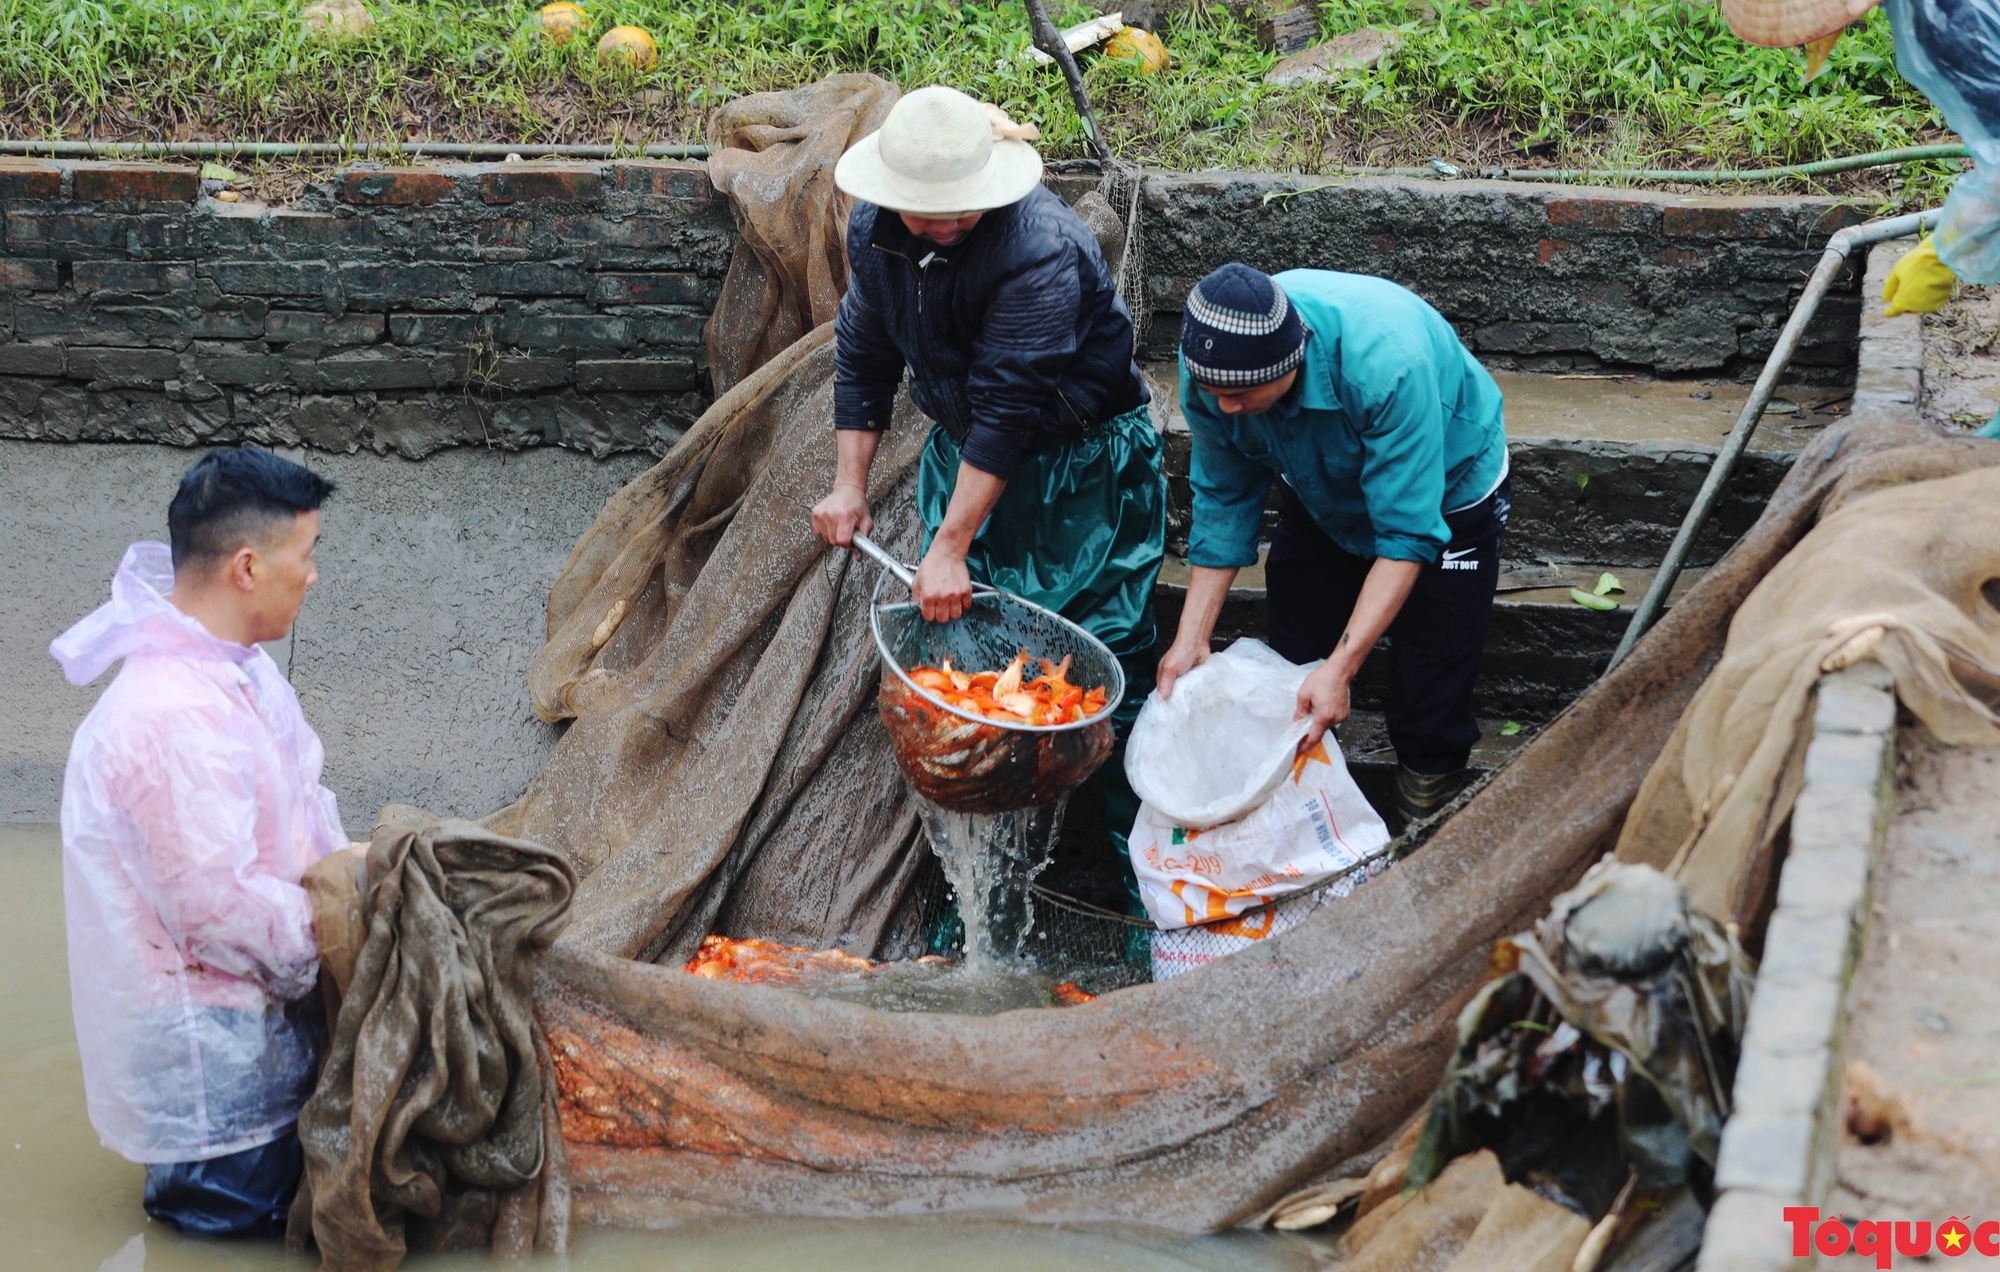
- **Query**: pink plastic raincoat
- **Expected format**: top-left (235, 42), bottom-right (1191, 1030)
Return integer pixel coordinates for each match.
top-left (52, 542), bottom-right (344, 1164)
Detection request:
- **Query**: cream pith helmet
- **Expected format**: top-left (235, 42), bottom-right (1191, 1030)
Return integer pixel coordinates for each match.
top-left (1720, 0), bottom-right (1880, 47)
top-left (834, 85), bottom-right (1045, 216)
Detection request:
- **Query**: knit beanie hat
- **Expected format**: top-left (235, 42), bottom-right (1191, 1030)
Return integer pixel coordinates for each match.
top-left (1180, 264), bottom-right (1307, 388)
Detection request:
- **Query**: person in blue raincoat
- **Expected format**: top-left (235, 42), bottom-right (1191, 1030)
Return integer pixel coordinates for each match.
top-left (810, 85), bottom-right (1166, 906)
top-left (1722, 0), bottom-right (2000, 428)
top-left (1156, 265), bottom-right (1510, 827)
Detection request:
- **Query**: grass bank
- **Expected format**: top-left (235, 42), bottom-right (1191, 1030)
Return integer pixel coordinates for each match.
top-left (0, 0), bottom-right (1960, 200)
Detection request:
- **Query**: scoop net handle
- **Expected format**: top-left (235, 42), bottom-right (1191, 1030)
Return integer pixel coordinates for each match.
top-left (851, 533), bottom-right (1001, 597)
top-left (850, 532), bottom-right (915, 587)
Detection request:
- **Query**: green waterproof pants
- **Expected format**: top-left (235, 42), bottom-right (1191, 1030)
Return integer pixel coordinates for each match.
top-left (917, 405), bottom-right (1166, 911)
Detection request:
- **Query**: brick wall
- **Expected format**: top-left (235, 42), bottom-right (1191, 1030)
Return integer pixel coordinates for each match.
top-left (0, 160), bottom-right (1866, 458)
top-left (1138, 173), bottom-right (1866, 383)
top-left (0, 158), bottom-right (733, 457)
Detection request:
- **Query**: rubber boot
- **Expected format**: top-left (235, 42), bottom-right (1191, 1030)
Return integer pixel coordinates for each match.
top-left (1393, 764), bottom-right (1471, 831)
top-left (1976, 407), bottom-right (2000, 440)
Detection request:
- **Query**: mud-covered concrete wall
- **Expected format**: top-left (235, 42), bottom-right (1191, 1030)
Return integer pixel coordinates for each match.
top-left (1136, 173), bottom-right (1864, 383)
top-left (0, 160), bottom-right (1865, 822)
top-left (0, 160), bottom-right (1865, 465)
top-left (1505, 436), bottom-right (1793, 566)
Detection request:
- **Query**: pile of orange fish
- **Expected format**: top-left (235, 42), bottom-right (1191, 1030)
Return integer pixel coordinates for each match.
top-left (684, 935), bottom-right (890, 986)
top-left (1048, 981), bottom-right (1098, 1006)
top-left (683, 935), bottom-right (1097, 1004)
top-left (907, 651), bottom-right (1109, 726)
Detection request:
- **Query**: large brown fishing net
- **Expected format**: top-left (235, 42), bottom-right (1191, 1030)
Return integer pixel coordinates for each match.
top-left (300, 72), bottom-right (2000, 1263)
top-left (489, 316), bottom-right (934, 965)
top-left (290, 822), bottom-right (576, 1269)
top-left (1616, 462), bottom-right (2000, 925)
top-left (531, 410), bottom-right (1999, 1230)
top-left (487, 75), bottom-right (938, 969)
top-left (702, 74), bottom-right (898, 399)
top-left (532, 397), bottom-right (2000, 1230)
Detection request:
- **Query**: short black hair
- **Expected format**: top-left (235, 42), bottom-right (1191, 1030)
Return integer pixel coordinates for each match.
top-left (168, 448), bottom-right (336, 573)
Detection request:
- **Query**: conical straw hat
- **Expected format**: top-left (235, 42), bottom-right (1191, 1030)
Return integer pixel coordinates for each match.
top-left (1721, 0), bottom-right (1881, 47)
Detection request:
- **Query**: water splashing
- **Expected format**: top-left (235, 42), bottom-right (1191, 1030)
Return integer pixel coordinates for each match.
top-left (917, 797), bottom-right (1067, 969)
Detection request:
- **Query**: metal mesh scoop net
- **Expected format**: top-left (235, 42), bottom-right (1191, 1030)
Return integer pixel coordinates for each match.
top-left (857, 534), bottom-right (1126, 815)
top-left (854, 534), bottom-right (1406, 992)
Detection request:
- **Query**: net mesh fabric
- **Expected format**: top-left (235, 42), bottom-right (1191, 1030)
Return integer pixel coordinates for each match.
top-left (448, 73), bottom-right (2000, 1231)
top-left (911, 775), bottom-right (1463, 992)
top-left (520, 379), bottom-right (2000, 1229)
top-left (1100, 158), bottom-right (1149, 351)
top-left (488, 77), bottom-right (937, 965)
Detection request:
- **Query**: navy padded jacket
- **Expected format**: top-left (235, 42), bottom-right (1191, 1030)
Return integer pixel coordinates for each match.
top-left (832, 186), bottom-right (1149, 479)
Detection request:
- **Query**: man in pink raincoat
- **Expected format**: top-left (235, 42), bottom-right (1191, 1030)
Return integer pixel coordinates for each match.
top-left (50, 447), bottom-right (352, 1239)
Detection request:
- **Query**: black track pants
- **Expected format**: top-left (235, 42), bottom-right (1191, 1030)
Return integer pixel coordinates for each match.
top-left (1265, 476), bottom-right (1509, 776)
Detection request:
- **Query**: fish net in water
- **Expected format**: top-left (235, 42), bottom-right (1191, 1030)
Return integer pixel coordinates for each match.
top-left (677, 846), bottom-right (1396, 1003)
top-left (304, 70), bottom-right (2000, 1252)
top-left (904, 775), bottom-right (1485, 993)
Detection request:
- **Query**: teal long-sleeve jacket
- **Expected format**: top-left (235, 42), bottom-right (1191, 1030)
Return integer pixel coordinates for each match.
top-left (1181, 269), bottom-right (1508, 568)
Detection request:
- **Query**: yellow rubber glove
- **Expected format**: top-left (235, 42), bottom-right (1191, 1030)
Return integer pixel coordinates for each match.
top-left (1882, 237), bottom-right (1956, 317)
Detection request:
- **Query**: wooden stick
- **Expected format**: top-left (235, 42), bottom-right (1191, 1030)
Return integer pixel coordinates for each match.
top-left (1021, 0), bottom-right (1113, 162)
top-left (1570, 1169), bottom-right (1639, 1272)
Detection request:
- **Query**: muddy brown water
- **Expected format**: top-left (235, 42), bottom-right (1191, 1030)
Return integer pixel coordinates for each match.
top-left (1142, 361), bottom-right (1826, 452)
top-left (0, 823), bottom-right (1330, 1271)
top-left (1486, 372), bottom-right (1818, 452)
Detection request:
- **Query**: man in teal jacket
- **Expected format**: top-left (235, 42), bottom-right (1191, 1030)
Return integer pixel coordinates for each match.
top-left (1156, 264), bottom-right (1509, 825)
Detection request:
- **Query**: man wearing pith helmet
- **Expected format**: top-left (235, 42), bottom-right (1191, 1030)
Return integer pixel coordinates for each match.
top-left (810, 85), bottom-right (1166, 904)
top-left (1157, 264), bottom-right (1510, 828)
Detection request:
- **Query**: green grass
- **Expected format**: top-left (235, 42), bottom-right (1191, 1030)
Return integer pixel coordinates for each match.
top-left (0, 0), bottom-right (1960, 196)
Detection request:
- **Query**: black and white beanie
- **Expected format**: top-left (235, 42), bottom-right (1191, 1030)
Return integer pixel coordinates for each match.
top-left (1179, 263), bottom-right (1308, 388)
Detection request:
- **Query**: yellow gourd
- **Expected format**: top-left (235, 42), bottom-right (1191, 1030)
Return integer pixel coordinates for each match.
top-left (301, 0), bottom-right (374, 41)
top-left (538, 2), bottom-right (589, 44)
top-left (596, 24), bottom-right (658, 70)
top-left (1105, 26), bottom-right (1170, 75)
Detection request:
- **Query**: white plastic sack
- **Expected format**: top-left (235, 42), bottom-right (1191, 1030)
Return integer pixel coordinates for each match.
top-left (1150, 860), bottom-right (1388, 982)
top-left (1123, 639), bottom-right (1391, 932)
top-left (1125, 638), bottom-right (1316, 827)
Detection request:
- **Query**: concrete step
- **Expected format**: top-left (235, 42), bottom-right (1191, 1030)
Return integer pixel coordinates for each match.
top-left (1142, 362), bottom-right (1838, 452)
top-left (1337, 709), bottom-right (1534, 818)
top-left (1154, 431), bottom-right (1792, 571)
top-left (1135, 364), bottom-right (1801, 723)
top-left (1142, 362), bottom-right (1815, 569)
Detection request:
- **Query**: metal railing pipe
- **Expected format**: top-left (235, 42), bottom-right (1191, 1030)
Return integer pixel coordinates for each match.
top-left (1607, 207), bottom-right (1946, 670)
top-left (1451, 144), bottom-right (1968, 185)
top-left (1, 140), bottom-right (1961, 180)
top-left (0, 139), bottom-right (709, 161)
